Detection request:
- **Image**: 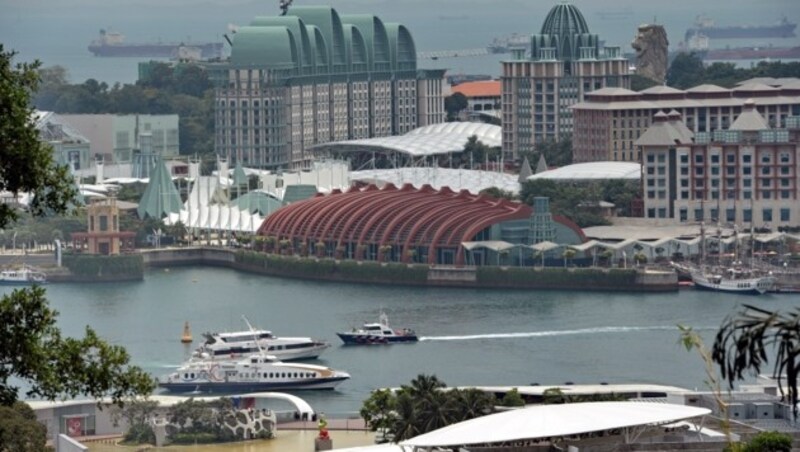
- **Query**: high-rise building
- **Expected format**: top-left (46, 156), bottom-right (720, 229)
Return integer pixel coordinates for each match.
top-left (501, 2), bottom-right (630, 160)
top-left (213, 6), bottom-right (446, 170)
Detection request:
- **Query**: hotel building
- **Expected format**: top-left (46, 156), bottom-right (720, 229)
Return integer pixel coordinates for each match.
top-left (213, 6), bottom-right (446, 170)
top-left (501, 2), bottom-right (630, 160)
top-left (573, 79), bottom-right (800, 163)
top-left (637, 106), bottom-right (800, 227)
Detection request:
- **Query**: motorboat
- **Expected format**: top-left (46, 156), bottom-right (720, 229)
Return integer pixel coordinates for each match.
top-left (337, 312), bottom-right (418, 345)
top-left (158, 354), bottom-right (350, 393)
top-left (690, 268), bottom-right (777, 295)
top-left (0, 265), bottom-right (47, 285)
top-left (193, 328), bottom-right (330, 362)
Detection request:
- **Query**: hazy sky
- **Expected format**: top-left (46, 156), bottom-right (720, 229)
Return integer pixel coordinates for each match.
top-left (2, 0), bottom-right (798, 83)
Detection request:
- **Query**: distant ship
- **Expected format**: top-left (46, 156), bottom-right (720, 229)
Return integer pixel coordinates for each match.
top-left (684, 15), bottom-right (797, 41)
top-left (88, 29), bottom-right (224, 59)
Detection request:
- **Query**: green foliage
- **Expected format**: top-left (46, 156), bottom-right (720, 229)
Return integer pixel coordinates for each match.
top-left (165, 398), bottom-right (250, 444)
top-left (33, 61), bottom-right (215, 156)
top-left (742, 431), bottom-right (792, 452)
top-left (462, 135), bottom-right (500, 165)
top-left (0, 402), bottom-right (49, 452)
top-left (519, 179), bottom-right (638, 227)
top-left (0, 286), bottom-right (155, 407)
top-left (444, 92), bottom-right (468, 120)
top-left (668, 54), bottom-right (800, 89)
top-left (476, 267), bottom-right (637, 288)
top-left (499, 388), bottom-right (525, 407)
top-left (63, 254), bottom-right (144, 278)
top-left (479, 187), bottom-right (517, 201)
top-left (534, 134), bottom-right (573, 167)
top-left (360, 374), bottom-right (496, 442)
top-left (113, 398), bottom-right (159, 444)
top-left (0, 46), bottom-right (78, 229)
top-left (712, 305), bottom-right (800, 419)
top-left (542, 387), bottom-right (625, 404)
top-left (630, 73), bottom-right (659, 91)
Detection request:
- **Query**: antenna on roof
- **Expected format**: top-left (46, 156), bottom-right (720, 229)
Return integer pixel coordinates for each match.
top-left (279, 0), bottom-right (293, 16)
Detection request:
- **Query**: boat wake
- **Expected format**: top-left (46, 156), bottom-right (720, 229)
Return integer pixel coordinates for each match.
top-left (420, 326), bottom-right (714, 342)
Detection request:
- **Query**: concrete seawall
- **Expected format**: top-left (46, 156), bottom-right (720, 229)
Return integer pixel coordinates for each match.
top-left (141, 247), bottom-right (678, 292)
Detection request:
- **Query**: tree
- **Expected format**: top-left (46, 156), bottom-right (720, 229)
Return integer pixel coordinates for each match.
top-left (711, 305), bottom-right (800, 419)
top-left (444, 92), bottom-right (468, 121)
top-left (0, 402), bottom-right (48, 452)
top-left (0, 286), bottom-right (155, 406)
top-left (463, 135), bottom-right (499, 166)
top-left (479, 187), bottom-right (516, 201)
top-left (535, 135), bottom-right (573, 167)
top-left (1, 46), bottom-right (78, 229)
top-left (666, 52), bottom-right (706, 89)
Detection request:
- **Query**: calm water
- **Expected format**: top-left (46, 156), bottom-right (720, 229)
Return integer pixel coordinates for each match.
top-left (4, 266), bottom-right (799, 414)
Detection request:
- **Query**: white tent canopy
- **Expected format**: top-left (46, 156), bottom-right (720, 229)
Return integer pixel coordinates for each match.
top-left (531, 241), bottom-right (561, 252)
top-left (400, 402), bottom-right (710, 448)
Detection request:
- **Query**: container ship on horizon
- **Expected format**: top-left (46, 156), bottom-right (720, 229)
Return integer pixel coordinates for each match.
top-left (87, 29), bottom-right (224, 59)
top-left (684, 15), bottom-right (797, 41)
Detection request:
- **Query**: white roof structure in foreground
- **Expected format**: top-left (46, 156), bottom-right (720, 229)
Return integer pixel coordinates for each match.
top-left (528, 162), bottom-right (641, 181)
top-left (311, 122), bottom-right (501, 157)
top-left (400, 402), bottom-right (710, 448)
top-left (352, 167), bottom-right (520, 194)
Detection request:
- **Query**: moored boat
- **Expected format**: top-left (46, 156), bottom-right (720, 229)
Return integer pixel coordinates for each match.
top-left (158, 354), bottom-right (350, 393)
top-left (337, 312), bottom-right (418, 345)
top-left (690, 268), bottom-right (777, 295)
top-left (0, 265), bottom-right (47, 285)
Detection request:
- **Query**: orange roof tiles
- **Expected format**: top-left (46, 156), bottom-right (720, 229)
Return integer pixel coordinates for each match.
top-left (451, 80), bottom-right (501, 98)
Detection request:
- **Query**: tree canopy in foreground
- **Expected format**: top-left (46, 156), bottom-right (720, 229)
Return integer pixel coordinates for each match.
top-left (0, 286), bottom-right (155, 406)
top-left (0, 45), bottom-right (77, 229)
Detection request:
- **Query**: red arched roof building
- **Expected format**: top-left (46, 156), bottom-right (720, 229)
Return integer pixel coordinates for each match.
top-left (257, 183), bottom-right (536, 265)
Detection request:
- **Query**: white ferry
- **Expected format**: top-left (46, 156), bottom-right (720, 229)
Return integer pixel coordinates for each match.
top-left (158, 354), bottom-right (350, 393)
top-left (691, 269), bottom-right (777, 295)
top-left (193, 328), bottom-right (330, 362)
top-left (0, 265), bottom-right (47, 285)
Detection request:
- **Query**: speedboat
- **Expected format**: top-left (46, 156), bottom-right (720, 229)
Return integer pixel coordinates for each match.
top-left (0, 265), bottom-right (47, 285)
top-left (691, 268), bottom-right (777, 295)
top-left (158, 354), bottom-right (350, 393)
top-left (337, 312), bottom-right (418, 345)
top-left (193, 328), bottom-right (330, 362)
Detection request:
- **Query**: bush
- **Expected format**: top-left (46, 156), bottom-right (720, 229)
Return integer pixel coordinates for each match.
top-left (63, 254), bottom-right (144, 278)
top-left (744, 431), bottom-right (792, 452)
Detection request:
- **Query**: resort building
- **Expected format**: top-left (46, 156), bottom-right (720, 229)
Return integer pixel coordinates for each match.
top-left (450, 80), bottom-right (501, 123)
top-left (637, 107), bottom-right (800, 227)
top-left (256, 184), bottom-right (585, 266)
top-left (34, 111), bottom-right (91, 171)
top-left (70, 198), bottom-right (136, 255)
top-left (213, 5), bottom-right (446, 170)
top-left (58, 114), bottom-right (180, 164)
top-left (572, 78), bottom-right (800, 163)
top-left (501, 2), bottom-right (630, 160)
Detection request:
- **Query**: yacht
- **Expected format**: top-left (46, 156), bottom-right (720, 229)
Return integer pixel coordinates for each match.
top-left (158, 354), bottom-right (350, 393)
top-left (193, 328), bottom-right (330, 362)
top-left (337, 312), bottom-right (418, 345)
top-left (691, 268), bottom-right (777, 295)
top-left (0, 265), bottom-right (46, 285)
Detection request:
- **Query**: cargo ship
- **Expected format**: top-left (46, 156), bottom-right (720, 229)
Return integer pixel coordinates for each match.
top-left (88, 29), bottom-right (224, 59)
top-left (684, 15), bottom-right (796, 41)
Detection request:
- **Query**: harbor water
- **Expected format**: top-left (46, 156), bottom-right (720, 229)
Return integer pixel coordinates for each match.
top-left (4, 265), bottom-right (800, 414)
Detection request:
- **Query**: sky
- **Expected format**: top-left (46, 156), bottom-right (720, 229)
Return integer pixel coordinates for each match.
top-left (1, 0), bottom-right (798, 83)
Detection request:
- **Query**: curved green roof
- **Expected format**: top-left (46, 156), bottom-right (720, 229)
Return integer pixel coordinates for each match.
top-left (287, 6), bottom-right (347, 71)
top-left (540, 2), bottom-right (590, 37)
top-left (340, 14), bottom-right (391, 71)
top-left (250, 16), bottom-right (313, 70)
top-left (384, 23), bottom-right (416, 71)
top-left (343, 24), bottom-right (368, 69)
top-left (306, 25), bottom-right (329, 70)
top-left (231, 26), bottom-right (298, 69)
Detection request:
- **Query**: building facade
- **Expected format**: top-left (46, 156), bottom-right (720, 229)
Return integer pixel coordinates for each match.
top-left (573, 79), bottom-right (800, 163)
top-left (35, 111), bottom-right (92, 171)
top-left (501, 2), bottom-right (630, 160)
top-left (638, 108), bottom-right (800, 228)
top-left (451, 80), bottom-right (501, 123)
top-left (213, 6), bottom-right (446, 170)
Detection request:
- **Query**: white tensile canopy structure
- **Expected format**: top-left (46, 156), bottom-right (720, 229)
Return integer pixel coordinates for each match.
top-left (352, 167), bottom-right (520, 195)
top-left (399, 402), bottom-right (711, 449)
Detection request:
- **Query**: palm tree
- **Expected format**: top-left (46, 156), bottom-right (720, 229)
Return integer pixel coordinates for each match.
top-left (562, 248), bottom-right (576, 268)
top-left (390, 391), bottom-right (418, 442)
top-left (451, 388), bottom-right (496, 421)
top-left (712, 305), bottom-right (800, 419)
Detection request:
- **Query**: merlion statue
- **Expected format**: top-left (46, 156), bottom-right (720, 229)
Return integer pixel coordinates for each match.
top-left (632, 24), bottom-right (669, 84)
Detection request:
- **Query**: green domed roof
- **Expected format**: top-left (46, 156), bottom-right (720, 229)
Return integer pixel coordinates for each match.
top-left (540, 2), bottom-right (590, 38)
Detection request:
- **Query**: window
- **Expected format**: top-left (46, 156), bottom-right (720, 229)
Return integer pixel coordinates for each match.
top-left (658, 208), bottom-right (666, 218)
top-left (695, 154), bottom-right (704, 164)
top-left (648, 208), bottom-right (656, 218)
top-left (744, 209), bottom-right (752, 222)
top-left (646, 154), bottom-right (655, 163)
top-left (781, 208), bottom-right (790, 222)
top-left (762, 208), bottom-right (773, 222)
top-left (743, 155), bottom-right (752, 163)
top-left (694, 209), bottom-right (704, 221)
top-left (680, 154), bottom-right (688, 164)
top-left (711, 155), bottom-right (720, 164)
top-left (726, 208), bottom-right (735, 222)
top-left (726, 154), bottom-right (735, 164)
top-left (99, 215), bottom-right (108, 232)
top-left (695, 167), bottom-right (704, 176)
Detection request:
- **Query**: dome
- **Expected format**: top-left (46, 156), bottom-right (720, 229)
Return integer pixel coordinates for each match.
top-left (540, 2), bottom-right (590, 38)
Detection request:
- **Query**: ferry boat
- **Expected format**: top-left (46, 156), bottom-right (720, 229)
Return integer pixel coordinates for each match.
top-left (337, 312), bottom-right (418, 345)
top-left (0, 266), bottom-right (47, 285)
top-left (690, 269), bottom-right (777, 295)
top-left (158, 354), bottom-right (350, 393)
top-left (193, 327), bottom-right (330, 362)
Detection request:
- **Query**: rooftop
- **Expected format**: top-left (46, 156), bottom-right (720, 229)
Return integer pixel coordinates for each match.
top-left (528, 161), bottom-right (641, 181)
top-left (451, 80), bottom-right (501, 98)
